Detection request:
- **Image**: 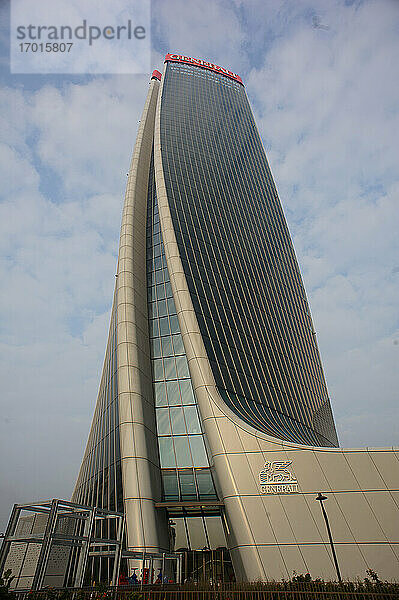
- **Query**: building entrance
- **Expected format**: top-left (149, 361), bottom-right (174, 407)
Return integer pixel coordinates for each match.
top-left (163, 503), bottom-right (234, 583)
top-left (179, 548), bottom-right (234, 583)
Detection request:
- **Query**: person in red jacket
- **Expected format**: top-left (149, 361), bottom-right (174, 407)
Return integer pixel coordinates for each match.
top-left (118, 573), bottom-right (128, 586)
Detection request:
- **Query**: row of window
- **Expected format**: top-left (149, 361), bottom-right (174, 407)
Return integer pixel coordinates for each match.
top-left (146, 156), bottom-right (219, 492)
top-left (161, 75), bottom-right (312, 317)
top-left (157, 405), bottom-right (201, 436)
top-left (73, 302), bottom-right (124, 510)
top-left (162, 468), bottom-right (216, 501)
top-left (160, 63), bottom-right (337, 446)
top-left (161, 78), bottom-right (306, 294)
top-left (169, 64), bottom-right (239, 90)
top-left (154, 379), bottom-right (196, 407)
top-left (158, 435), bottom-right (209, 468)
top-left (161, 175), bottom-right (309, 328)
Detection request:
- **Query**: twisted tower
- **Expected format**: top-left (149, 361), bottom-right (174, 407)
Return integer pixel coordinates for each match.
top-left (75, 55), bottom-right (383, 582)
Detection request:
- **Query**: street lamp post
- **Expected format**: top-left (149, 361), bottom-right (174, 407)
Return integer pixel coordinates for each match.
top-left (316, 493), bottom-right (342, 583)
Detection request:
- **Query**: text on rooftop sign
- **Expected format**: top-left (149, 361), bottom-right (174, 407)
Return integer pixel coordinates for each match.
top-left (164, 53), bottom-right (243, 85)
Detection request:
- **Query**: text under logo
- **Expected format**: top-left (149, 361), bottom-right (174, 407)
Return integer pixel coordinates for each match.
top-left (259, 461), bottom-right (298, 494)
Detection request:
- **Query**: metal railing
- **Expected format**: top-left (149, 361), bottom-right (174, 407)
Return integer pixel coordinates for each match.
top-left (10, 582), bottom-right (399, 600)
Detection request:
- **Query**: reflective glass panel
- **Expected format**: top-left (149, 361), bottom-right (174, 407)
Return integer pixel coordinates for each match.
top-left (173, 518), bottom-right (189, 551)
top-left (179, 470), bottom-right (197, 500)
top-left (156, 283), bottom-right (165, 300)
top-left (164, 357), bottom-right (177, 380)
top-left (165, 282), bottom-right (173, 297)
top-left (159, 317), bottom-right (170, 336)
top-left (189, 436), bottom-right (209, 466)
top-left (148, 301), bottom-right (157, 319)
top-left (157, 299), bottom-right (168, 317)
top-left (161, 336), bottom-right (173, 357)
top-left (150, 319), bottom-right (159, 338)
top-left (167, 297), bottom-right (177, 315)
top-left (151, 338), bottom-right (161, 358)
top-left (154, 382), bottom-right (167, 407)
top-left (179, 380), bottom-right (196, 404)
top-left (196, 470), bottom-right (216, 497)
top-left (153, 358), bottom-right (164, 381)
top-left (172, 334), bottom-right (185, 355)
top-left (170, 406), bottom-right (186, 435)
top-left (205, 516), bottom-right (226, 548)
top-left (154, 256), bottom-right (162, 270)
top-left (156, 408), bottom-right (171, 435)
top-left (169, 315), bottom-right (180, 334)
top-left (187, 517), bottom-right (208, 550)
top-left (155, 270), bottom-right (164, 284)
top-left (174, 436), bottom-right (191, 467)
top-left (184, 406), bottom-right (201, 434)
top-left (162, 471), bottom-right (179, 500)
top-left (159, 437), bottom-right (176, 468)
top-left (176, 356), bottom-right (189, 379)
top-left (166, 380), bottom-right (181, 405)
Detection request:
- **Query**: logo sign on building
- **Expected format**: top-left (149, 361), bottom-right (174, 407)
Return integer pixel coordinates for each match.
top-left (259, 461), bottom-right (298, 494)
top-left (165, 53), bottom-right (244, 85)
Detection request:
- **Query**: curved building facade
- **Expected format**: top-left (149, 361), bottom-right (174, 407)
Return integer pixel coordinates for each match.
top-left (73, 56), bottom-right (399, 582)
top-left (158, 55), bottom-right (337, 448)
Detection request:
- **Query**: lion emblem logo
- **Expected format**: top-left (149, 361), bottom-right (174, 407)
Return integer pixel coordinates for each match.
top-left (259, 461), bottom-right (298, 493)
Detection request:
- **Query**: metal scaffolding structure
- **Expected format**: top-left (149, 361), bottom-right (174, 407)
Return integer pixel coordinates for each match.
top-left (0, 499), bottom-right (124, 590)
top-left (0, 499), bottom-right (184, 590)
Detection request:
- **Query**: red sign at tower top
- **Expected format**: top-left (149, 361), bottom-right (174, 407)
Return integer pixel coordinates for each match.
top-left (164, 53), bottom-right (243, 85)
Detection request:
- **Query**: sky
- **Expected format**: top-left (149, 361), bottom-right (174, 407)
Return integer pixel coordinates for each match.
top-left (0, 0), bottom-right (398, 531)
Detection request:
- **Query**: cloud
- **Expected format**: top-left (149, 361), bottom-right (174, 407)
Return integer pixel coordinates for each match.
top-left (330, 331), bottom-right (399, 448)
top-left (153, 0), bottom-right (248, 76)
top-left (10, 0), bottom-right (151, 74)
top-left (0, 74), bottom-right (147, 529)
top-left (246, 0), bottom-right (399, 446)
top-left (0, 0), bottom-right (398, 531)
top-left (29, 77), bottom-right (149, 195)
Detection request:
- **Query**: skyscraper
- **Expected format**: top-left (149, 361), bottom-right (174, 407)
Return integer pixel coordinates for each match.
top-left (72, 55), bottom-right (399, 582)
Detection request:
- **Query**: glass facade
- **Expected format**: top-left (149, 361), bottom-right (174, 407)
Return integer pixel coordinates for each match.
top-left (72, 301), bottom-right (123, 513)
top-left (159, 61), bottom-right (338, 447)
top-left (72, 301), bottom-right (123, 582)
top-left (71, 58), bottom-right (341, 584)
top-left (146, 152), bottom-right (218, 503)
